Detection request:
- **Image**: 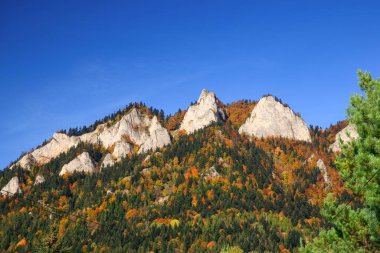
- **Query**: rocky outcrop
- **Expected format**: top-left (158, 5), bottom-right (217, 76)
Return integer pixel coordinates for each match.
top-left (139, 116), bottom-right (172, 153)
top-left (113, 141), bottom-right (132, 161)
top-left (16, 133), bottom-right (80, 170)
top-left (329, 124), bottom-right (359, 152)
top-left (180, 89), bottom-right (226, 134)
top-left (80, 108), bottom-right (171, 154)
top-left (316, 159), bottom-right (331, 185)
top-left (306, 155), bottom-right (331, 186)
top-left (239, 95), bottom-right (311, 142)
top-left (18, 154), bottom-right (37, 170)
top-left (202, 166), bottom-right (220, 180)
top-left (15, 133), bottom-right (81, 170)
top-left (100, 153), bottom-right (115, 169)
top-left (59, 152), bottom-right (96, 176)
top-left (1, 177), bottom-right (21, 197)
top-left (15, 108), bottom-right (171, 170)
top-left (34, 175), bottom-right (45, 185)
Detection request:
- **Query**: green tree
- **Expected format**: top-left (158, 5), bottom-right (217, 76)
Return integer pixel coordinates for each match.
top-left (301, 70), bottom-right (380, 252)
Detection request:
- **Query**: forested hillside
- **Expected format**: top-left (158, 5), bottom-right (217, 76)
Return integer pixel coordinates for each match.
top-left (0, 85), bottom-right (372, 252)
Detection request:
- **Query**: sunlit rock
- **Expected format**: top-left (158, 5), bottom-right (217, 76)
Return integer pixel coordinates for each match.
top-left (239, 95), bottom-right (311, 142)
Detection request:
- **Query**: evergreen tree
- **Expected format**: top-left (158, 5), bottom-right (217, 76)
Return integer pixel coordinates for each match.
top-left (301, 70), bottom-right (380, 252)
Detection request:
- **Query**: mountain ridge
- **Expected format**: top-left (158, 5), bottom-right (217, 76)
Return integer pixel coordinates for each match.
top-left (6, 89), bottom-right (334, 171)
top-left (0, 88), bottom-right (359, 252)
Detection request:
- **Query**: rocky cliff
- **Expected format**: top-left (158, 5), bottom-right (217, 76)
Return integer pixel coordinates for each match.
top-left (1, 177), bottom-right (21, 197)
top-left (179, 89), bottom-right (226, 134)
top-left (15, 108), bottom-right (171, 170)
top-left (59, 152), bottom-right (96, 176)
top-left (17, 133), bottom-right (79, 170)
top-left (329, 124), bottom-right (359, 152)
top-left (79, 108), bottom-right (171, 154)
top-left (138, 115), bottom-right (172, 153)
top-left (239, 95), bottom-right (311, 142)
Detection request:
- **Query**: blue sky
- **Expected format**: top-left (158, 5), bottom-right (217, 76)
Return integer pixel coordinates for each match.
top-left (0, 0), bottom-right (379, 168)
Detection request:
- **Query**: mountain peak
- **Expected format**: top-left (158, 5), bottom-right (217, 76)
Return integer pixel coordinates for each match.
top-left (239, 95), bottom-right (312, 142)
top-left (179, 89), bottom-right (226, 134)
top-left (197, 89), bottom-right (214, 103)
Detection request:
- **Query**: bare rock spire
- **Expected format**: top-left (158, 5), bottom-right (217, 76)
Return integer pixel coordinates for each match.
top-left (239, 95), bottom-right (311, 142)
top-left (179, 89), bottom-right (226, 134)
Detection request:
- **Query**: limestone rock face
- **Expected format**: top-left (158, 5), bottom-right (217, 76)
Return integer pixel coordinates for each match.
top-left (239, 96), bottom-right (311, 142)
top-left (34, 133), bottom-right (80, 163)
top-left (101, 153), bottom-right (115, 169)
top-left (139, 116), bottom-right (172, 154)
top-left (18, 154), bottom-right (37, 170)
top-left (180, 89), bottom-right (226, 134)
top-left (316, 159), bottom-right (331, 185)
top-left (112, 141), bottom-right (132, 161)
top-left (329, 124), bottom-right (359, 152)
top-left (17, 133), bottom-right (80, 170)
top-left (34, 175), bottom-right (45, 185)
top-left (1, 177), bottom-right (21, 197)
top-left (16, 108), bottom-right (171, 170)
top-left (80, 108), bottom-right (171, 155)
top-left (59, 152), bottom-right (96, 176)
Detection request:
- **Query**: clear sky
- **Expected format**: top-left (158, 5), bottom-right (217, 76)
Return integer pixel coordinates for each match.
top-left (1, 0), bottom-right (379, 169)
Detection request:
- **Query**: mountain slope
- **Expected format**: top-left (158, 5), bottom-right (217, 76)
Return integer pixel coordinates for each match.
top-left (0, 93), bottom-right (354, 252)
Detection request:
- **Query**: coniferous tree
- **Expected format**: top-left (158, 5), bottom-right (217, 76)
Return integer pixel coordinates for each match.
top-left (301, 70), bottom-right (380, 252)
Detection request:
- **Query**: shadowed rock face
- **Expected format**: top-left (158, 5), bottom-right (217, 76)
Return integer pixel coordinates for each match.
top-left (239, 95), bottom-right (311, 142)
top-left (59, 152), bottom-right (96, 176)
top-left (15, 108), bottom-right (171, 170)
top-left (180, 89), bottom-right (226, 134)
top-left (1, 177), bottom-right (21, 197)
top-left (329, 124), bottom-right (359, 152)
